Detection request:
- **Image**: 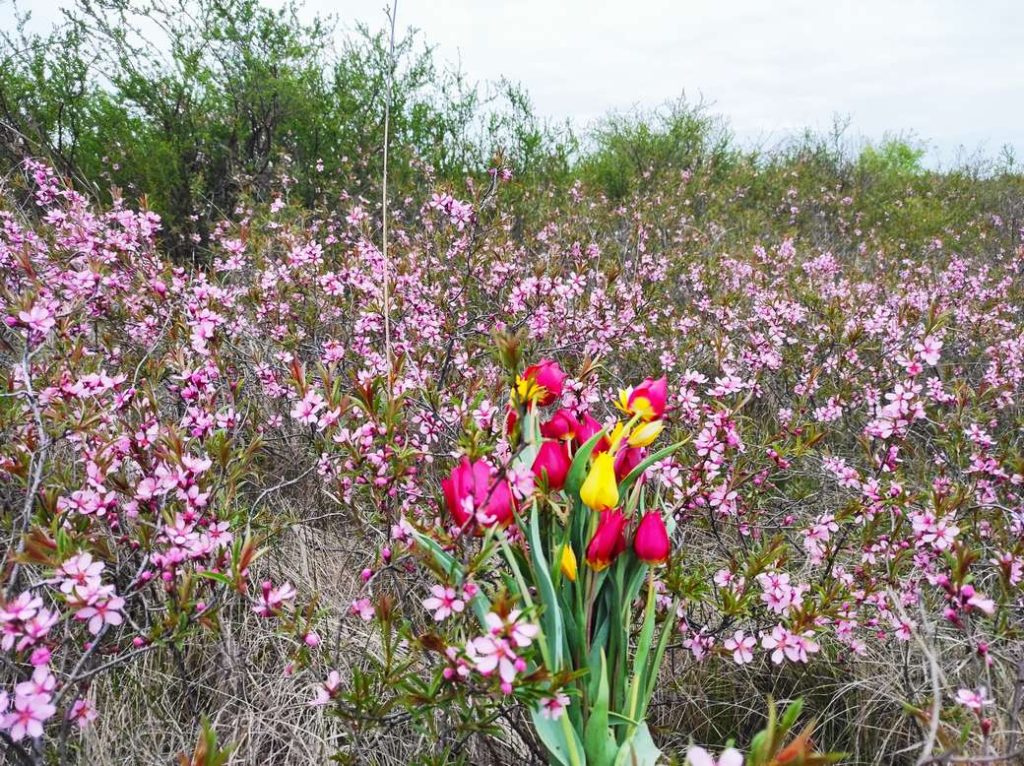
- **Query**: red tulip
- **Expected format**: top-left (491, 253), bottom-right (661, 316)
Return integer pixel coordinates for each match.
top-left (575, 412), bottom-right (611, 454)
top-left (633, 511), bottom-right (670, 565)
top-left (532, 440), bottom-right (571, 490)
top-left (540, 408), bottom-right (580, 441)
top-left (586, 509), bottom-right (628, 571)
top-left (626, 376), bottom-right (668, 421)
top-left (519, 359), bottom-right (566, 407)
top-left (441, 457), bottom-right (515, 531)
top-left (614, 445), bottom-right (645, 482)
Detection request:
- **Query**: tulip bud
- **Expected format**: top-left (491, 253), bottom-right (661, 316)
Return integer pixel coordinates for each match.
top-left (532, 440), bottom-right (571, 490)
top-left (586, 509), bottom-right (627, 571)
top-left (614, 445), bottom-right (645, 482)
top-left (560, 545), bottom-right (578, 582)
top-left (580, 452), bottom-right (619, 511)
top-left (505, 404), bottom-right (518, 438)
top-left (575, 413), bottom-right (611, 454)
top-left (633, 511), bottom-right (671, 565)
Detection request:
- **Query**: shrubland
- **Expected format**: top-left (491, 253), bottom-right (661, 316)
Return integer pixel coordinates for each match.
top-left (1, 2), bottom-right (1023, 764)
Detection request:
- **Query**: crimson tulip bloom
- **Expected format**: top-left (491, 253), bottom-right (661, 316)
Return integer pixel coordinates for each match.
top-left (575, 412), bottom-right (611, 454)
top-left (540, 408), bottom-right (580, 441)
top-left (441, 457), bottom-right (515, 531)
top-left (624, 376), bottom-right (668, 421)
top-left (532, 440), bottom-right (571, 490)
top-left (613, 445), bottom-right (645, 482)
top-left (518, 359), bottom-right (566, 407)
top-left (633, 511), bottom-right (670, 565)
top-left (586, 509), bottom-right (628, 571)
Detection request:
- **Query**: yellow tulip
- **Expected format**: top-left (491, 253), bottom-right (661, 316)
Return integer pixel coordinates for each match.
top-left (580, 452), bottom-right (619, 511)
top-left (560, 545), bottom-right (578, 582)
top-left (628, 420), bottom-right (664, 447)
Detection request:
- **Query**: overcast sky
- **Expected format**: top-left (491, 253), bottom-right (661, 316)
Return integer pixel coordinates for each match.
top-left (4, 0), bottom-right (1023, 168)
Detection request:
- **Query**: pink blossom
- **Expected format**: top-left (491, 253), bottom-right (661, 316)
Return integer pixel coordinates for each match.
top-left (422, 585), bottom-right (465, 622)
top-left (349, 598), bottom-right (374, 621)
top-left (539, 692), bottom-right (571, 720)
top-left (74, 592), bottom-right (125, 635)
top-left (18, 303), bottom-right (56, 337)
top-left (67, 698), bottom-right (99, 729)
top-left (723, 630), bottom-right (755, 665)
top-left (310, 670), bottom-right (342, 706)
top-left (687, 745), bottom-right (744, 766)
top-left (253, 581), bottom-right (297, 617)
top-left (3, 692), bottom-right (56, 741)
top-left (956, 687), bottom-right (993, 711)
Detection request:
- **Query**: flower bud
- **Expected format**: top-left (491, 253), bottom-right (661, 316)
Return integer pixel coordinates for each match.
top-left (614, 446), bottom-right (645, 482)
top-left (575, 413), bottom-right (610, 454)
top-left (628, 419), bottom-right (664, 447)
top-left (532, 440), bottom-right (571, 490)
top-left (633, 511), bottom-right (671, 565)
top-left (560, 546), bottom-right (578, 582)
top-left (586, 509), bottom-right (627, 571)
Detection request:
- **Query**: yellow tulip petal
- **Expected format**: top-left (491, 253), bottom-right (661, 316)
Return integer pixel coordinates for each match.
top-left (560, 546), bottom-right (578, 582)
top-left (628, 419), bottom-right (664, 447)
top-left (580, 452), bottom-right (619, 511)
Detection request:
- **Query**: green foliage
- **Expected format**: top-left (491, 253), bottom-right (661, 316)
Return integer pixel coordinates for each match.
top-left (3, 0), bottom-right (1021, 267)
top-left (0, 0), bottom-right (570, 257)
top-left (579, 99), bottom-right (734, 201)
top-left (858, 137), bottom-right (926, 179)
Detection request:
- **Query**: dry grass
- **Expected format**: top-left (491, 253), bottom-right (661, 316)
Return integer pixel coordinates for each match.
top-left (64, 474), bottom-right (1021, 765)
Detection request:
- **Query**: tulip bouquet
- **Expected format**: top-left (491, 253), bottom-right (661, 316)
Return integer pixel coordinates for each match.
top-left (414, 351), bottom-right (682, 766)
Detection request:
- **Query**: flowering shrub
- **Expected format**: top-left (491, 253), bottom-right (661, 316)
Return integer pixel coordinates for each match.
top-left (0, 146), bottom-right (1022, 766)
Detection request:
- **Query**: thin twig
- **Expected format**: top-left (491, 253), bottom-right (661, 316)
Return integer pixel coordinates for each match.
top-left (380, 1), bottom-right (398, 389)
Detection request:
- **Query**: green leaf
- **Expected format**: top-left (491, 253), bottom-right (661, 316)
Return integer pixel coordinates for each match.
top-left (748, 732), bottom-right (770, 766)
top-left (587, 614), bottom-right (610, 701)
top-left (640, 600), bottom-right (675, 721)
top-left (583, 651), bottom-right (619, 766)
top-left (529, 503), bottom-right (565, 669)
top-left (194, 570), bottom-right (232, 587)
top-left (613, 722), bottom-right (661, 766)
top-left (621, 554), bottom-right (648, 610)
top-left (624, 575), bottom-right (657, 732)
top-left (532, 706), bottom-right (586, 766)
top-left (779, 698), bottom-right (804, 735)
top-left (618, 440), bottom-right (684, 498)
